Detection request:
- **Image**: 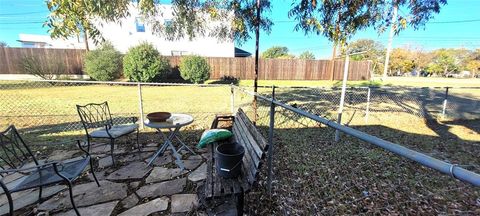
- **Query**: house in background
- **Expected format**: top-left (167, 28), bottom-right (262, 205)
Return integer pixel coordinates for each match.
top-left (17, 4), bottom-right (250, 58)
top-left (17, 34), bottom-right (85, 49)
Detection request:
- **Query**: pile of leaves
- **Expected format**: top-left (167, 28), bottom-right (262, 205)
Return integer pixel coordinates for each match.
top-left (245, 119), bottom-right (480, 215)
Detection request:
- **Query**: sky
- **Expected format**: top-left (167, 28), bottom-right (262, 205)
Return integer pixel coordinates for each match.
top-left (1, 0), bottom-right (479, 59)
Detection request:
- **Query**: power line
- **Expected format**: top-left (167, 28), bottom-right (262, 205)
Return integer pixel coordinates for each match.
top-left (0, 11), bottom-right (46, 16)
top-left (429, 18), bottom-right (480, 24)
top-left (272, 18), bottom-right (480, 25)
top-left (0, 21), bottom-right (45, 25)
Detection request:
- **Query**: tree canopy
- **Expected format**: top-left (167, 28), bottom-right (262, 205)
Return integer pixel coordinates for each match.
top-left (288, 0), bottom-right (447, 47)
top-left (344, 39), bottom-right (385, 74)
top-left (261, 46), bottom-right (295, 59)
top-left (299, 51), bottom-right (315, 60)
top-left (46, 0), bottom-right (273, 46)
top-left (46, 0), bottom-right (130, 48)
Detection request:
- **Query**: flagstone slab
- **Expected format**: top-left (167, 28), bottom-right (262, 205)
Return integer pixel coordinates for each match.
top-left (188, 163), bottom-right (207, 182)
top-left (38, 180), bottom-right (127, 212)
top-left (0, 185), bottom-right (66, 215)
top-left (136, 178), bottom-right (186, 199)
top-left (120, 193), bottom-right (139, 209)
top-left (98, 156), bottom-right (113, 168)
top-left (145, 167), bottom-right (187, 184)
top-left (53, 200), bottom-right (118, 216)
top-left (182, 158), bottom-right (203, 170)
top-left (144, 154), bottom-right (172, 166)
top-left (118, 152), bottom-right (154, 164)
top-left (118, 197), bottom-right (169, 216)
top-left (48, 150), bottom-right (80, 161)
top-left (106, 162), bottom-right (152, 181)
top-left (171, 194), bottom-right (198, 213)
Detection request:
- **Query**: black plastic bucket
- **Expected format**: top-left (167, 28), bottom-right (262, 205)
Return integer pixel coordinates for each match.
top-left (215, 143), bottom-right (245, 178)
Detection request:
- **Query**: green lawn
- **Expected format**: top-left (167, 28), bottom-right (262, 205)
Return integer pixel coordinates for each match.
top-left (1, 80), bottom-right (479, 214)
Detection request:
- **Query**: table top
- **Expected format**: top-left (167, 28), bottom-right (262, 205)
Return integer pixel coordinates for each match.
top-left (144, 113), bottom-right (194, 129)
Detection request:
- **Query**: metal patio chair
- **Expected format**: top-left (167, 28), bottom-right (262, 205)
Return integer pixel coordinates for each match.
top-left (0, 125), bottom-right (100, 216)
top-left (76, 101), bottom-right (139, 164)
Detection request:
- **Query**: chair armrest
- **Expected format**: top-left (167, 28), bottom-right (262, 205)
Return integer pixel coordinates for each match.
top-left (104, 124), bottom-right (114, 138)
top-left (131, 116), bottom-right (138, 124)
top-left (75, 140), bottom-right (91, 157)
top-left (0, 161), bottom-right (64, 175)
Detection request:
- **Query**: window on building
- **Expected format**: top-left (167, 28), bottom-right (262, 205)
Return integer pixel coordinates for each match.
top-left (135, 17), bottom-right (145, 32)
top-left (171, 50), bottom-right (188, 56)
top-left (164, 19), bottom-right (172, 27)
top-left (21, 42), bottom-right (36, 48)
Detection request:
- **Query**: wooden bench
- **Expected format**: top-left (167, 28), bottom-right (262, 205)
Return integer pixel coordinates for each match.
top-left (203, 108), bottom-right (268, 215)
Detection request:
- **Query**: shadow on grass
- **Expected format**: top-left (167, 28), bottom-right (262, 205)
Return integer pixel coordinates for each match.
top-left (246, 124), bottom-right (479, 215)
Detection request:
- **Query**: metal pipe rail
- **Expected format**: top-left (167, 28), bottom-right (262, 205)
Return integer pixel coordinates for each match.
top-left (235, 86), bottom-right (480, 187)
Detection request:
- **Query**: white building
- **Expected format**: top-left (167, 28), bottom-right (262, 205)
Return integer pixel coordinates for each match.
top-left (17, 34), bottom-right (86, 49)
top-left (17, 4), bottom-right (247, 58)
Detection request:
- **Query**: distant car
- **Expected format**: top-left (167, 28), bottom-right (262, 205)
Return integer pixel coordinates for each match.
top-left (445, 72), bottom-right (458, 78)
top-left (420, 71), bottom-right (431, 77)
top-left (459, 71), bottom-right (471, 78)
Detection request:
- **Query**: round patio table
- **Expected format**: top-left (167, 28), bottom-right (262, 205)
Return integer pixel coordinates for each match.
top-left (144, 113), bottom-right (196, 169)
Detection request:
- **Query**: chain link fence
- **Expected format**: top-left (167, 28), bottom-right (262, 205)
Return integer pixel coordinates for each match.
top-left (0, 80), bottom-right (236, 147)
top-left (233, 86), bottom-right (480, 215)
top-left (264, 86), bottom-right (480, 123)
top-left (1, 79), bottom-right (479, 214)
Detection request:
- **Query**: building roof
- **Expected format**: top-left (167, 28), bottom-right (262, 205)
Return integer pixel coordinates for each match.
top-left (17, 34), bottom-right (85, 49)
top-left (234, 47), bottom-right (251, 57)
top-left (17, 34), bottom-right (51, 43)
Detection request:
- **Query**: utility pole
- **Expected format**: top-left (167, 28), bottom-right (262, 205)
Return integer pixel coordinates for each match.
top-left (382, 3), bottom-right (397, 79)
top-left (329, 13), bottom-right (341, 81)
top-left (335, 52), bottom-right (350, 142)
top-left (329, 44), bottom-right (337, 80)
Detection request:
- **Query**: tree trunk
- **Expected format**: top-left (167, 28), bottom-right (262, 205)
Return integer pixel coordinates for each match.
top-left (83, 30), bottom-right (90, 51)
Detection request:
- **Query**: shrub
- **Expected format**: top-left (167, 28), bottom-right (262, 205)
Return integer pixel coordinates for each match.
top-left (20, 55), bottom-right (65, 80)
top-left (123, 43), bottom-right (170, 82)
top-left (179, 55), bottom-right (210, 84)
top-left (84, 42), bottom-right (122, 81)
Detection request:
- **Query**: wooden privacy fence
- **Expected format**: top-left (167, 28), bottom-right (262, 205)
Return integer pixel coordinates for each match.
top-left (0, 47), bottom-right (371, 80)
top-left (0, 47), bottom-right (85, 75)
top-left (166, 57), bottom-right (371, 80)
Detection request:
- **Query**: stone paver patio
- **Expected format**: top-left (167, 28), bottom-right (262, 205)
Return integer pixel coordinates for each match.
top-left (0, 140), bottom-right (208, 215)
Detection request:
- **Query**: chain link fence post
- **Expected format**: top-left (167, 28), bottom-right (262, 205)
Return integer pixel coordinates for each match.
top-left (267, 85), bottom-right (276, 196)
top-left (365, 87), bottom-right (371, 123)
top-left (137, 83), bottom-right (144, 129)
top-left (442, 87), bottom-right (449, 119)
top-left (335, 54), bottom-right (350, 142)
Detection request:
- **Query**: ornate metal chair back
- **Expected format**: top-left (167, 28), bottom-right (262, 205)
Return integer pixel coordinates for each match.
top-left (76, 101), bottom-right (114, 132)
top-left (0, 125), bottom-right (38, 171)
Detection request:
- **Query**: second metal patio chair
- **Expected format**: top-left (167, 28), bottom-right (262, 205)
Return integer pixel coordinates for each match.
top-left (76, 101), bottom-right (140, 164)
top-left (0, 125), bottom-right (100, 216)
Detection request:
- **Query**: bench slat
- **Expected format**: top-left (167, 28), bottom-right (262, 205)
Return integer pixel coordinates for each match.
top-left (232, 123), bottom-right (260, 179)
top-left (237, 110), bottom-right (269, 151)
top-left (213, 148), bottom-right (222, 197)
top-left (205, 110), bottom-right (267, 199)
top-left (231, 126), bottom-right (256, 186)
top-left (235, 114), bottom-right (263, 163)
top-left (205, 144), bottom-right (214, 198)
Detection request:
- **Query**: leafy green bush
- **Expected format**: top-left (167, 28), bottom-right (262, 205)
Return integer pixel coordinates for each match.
top-left (20, 55), bottom-right (65, 80)
top-left (123, 43), bottom-right (170, 82)
top-left (179, 55), bottom-right (210, 83)
top-left (84, 42), bottom-right (122, 81)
